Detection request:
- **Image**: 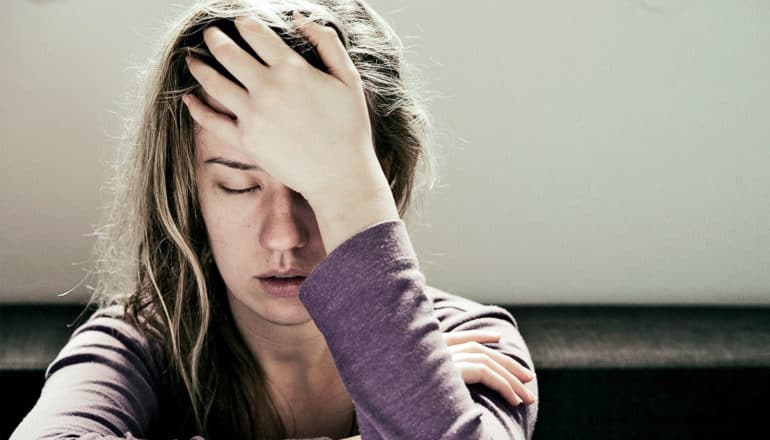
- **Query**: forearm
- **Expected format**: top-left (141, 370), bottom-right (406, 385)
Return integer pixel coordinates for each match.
top-left (298, 220), bottom-right (501, 438)
top-left (306, 161), bottom-right (400, 255)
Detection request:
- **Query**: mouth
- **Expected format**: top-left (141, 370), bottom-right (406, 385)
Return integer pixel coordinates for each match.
top-left (258, 276), bottom-right (306, 297)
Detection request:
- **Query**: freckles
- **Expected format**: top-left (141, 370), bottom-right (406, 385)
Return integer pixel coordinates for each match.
top-left (210, 212), bottom-right (254, 239)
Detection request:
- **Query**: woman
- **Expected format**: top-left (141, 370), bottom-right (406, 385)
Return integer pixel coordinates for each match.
top-left (12, 0), bottom-right (538, 439)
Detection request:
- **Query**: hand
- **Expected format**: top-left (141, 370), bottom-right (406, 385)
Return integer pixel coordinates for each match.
top-left (183, 13), bottom-right (383, 202)
top-left (443, 330), bottom-right (537, 407)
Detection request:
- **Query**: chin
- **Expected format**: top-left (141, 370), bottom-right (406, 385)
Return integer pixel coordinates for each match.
top-left (262, 305), bottom-right (314, 326)
top-left (229, 288), bottom-right (313, 325)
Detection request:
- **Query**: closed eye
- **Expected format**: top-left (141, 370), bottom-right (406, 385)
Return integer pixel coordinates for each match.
top-left (219, 184), bottom-right (261, 195)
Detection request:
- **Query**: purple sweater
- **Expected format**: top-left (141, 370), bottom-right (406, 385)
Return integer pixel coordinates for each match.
top-left (12, 220), bottom-right (538, 439)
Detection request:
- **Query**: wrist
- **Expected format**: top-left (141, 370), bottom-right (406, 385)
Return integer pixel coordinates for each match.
top-left (307, 175), bottom-right (400, 255)
top-left (302, 151), bottom-right (387, 205)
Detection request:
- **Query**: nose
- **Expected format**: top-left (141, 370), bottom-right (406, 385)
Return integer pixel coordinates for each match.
top-left (259, 183), bottom-right (309, 252)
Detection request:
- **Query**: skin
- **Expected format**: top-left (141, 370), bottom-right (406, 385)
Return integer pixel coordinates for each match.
top-left (186, 13), bottom-right (399, 397)
top-left (194, 91), bottom-right (355, 436)
top-left (185, 12), bottom-right (535, 437)
top-left (193, 90), bottom-right (333, 379)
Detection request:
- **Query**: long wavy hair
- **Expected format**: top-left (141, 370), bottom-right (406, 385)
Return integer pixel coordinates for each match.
top-left (85, 0), bottom-right (437, 438)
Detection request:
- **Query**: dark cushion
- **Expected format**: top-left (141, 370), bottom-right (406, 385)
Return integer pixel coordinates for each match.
top-left (2, 304), bottom-right (768, 439)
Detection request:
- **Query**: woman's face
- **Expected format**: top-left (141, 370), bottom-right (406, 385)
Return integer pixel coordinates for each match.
top-left (193, 93), bottom-right (327, 326)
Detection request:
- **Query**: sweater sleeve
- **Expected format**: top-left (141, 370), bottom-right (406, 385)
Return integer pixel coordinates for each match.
top-left (298, 219), bottom-right (538, 440)
top-left (9, 307), bottom-right (195, 440)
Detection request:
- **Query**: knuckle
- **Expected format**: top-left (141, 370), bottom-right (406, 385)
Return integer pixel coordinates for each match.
top-left (467, 353), bottom-right (487, 363)
top-left (461, 341), bottom-right (485, 352)
top-left (470, 341), bottom-right (485, 350)
top-left (479, 364), bottom-right (495, 379)
top-left (504, 369), bottom-right (521, 384)
top-left (213, 41), bottom-right (238, 59)
top-left (459, 341), bottom-right (475, 350)
top-left (465, 363), bottom-right (482, 377)
top-left (452, 352), bottom-right (472, 363)
top-left (282, 55), bottom-right (306, 70)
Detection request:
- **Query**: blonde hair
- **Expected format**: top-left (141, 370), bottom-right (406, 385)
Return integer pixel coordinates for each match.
top-left (86, 0), bottom-right (437, 437)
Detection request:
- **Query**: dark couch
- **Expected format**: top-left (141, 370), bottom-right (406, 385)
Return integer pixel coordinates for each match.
top-left (2, 304), bottom-right (768, 439)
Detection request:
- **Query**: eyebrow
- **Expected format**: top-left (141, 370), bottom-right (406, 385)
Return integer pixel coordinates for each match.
top-left (204, 156), bottom-right (262, 171)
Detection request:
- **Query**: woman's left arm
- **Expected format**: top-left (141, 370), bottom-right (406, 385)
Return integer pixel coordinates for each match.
top-left (298, 220), bottom-right (538, 440)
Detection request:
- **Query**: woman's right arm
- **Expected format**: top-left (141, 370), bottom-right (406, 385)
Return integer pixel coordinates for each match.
top-left (10, 306), bottom-right (168, 440)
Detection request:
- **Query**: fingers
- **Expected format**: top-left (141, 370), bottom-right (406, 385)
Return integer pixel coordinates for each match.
top-left (186, 54), bottom-right (250, 120)
top-left (448, 339), bottom-right (535, 383)
top-left (456, 360), bottom-right (524, 407)
top-left (234, 15), bottom-right (298, 67)
top-left (292, 12), bottom-right (361, 87)
top-left (453, 351), bottom-right (537, 406)
top-left (443, 331), bottom-right (535, 383)
top-left (181, 93), bottom-right (240, 148)
top-left (442, 330), bottom-right (538, 407)
top-left (444, 330), bottom-right (501, 346)
top-left (203, 25), bottom-right (266, 89)
top-left (206, 13), bottom-right (361, 96)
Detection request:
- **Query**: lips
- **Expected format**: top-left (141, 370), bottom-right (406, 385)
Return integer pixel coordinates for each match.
top-left (257, 268), bottom-right (311, 278)
top-left (258, 276), bottom-right (306, 297)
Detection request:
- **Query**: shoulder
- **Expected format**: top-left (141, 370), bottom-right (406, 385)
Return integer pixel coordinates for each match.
top-left (45, 304), bottom-right (165, 384)
top-left (424, 285), bottom-right (539, 436)
top-left (424, 285), bottom-right (535, 371)
top-left (12, 305), bottom-right (172, 439)
top-left (424, 285), bottom-right (520, 331)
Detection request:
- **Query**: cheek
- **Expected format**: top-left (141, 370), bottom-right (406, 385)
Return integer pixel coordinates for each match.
top-left (197, 184), bottom-right (258, 265)
top-left (202, 210), bottom-right (261, 285)
top-left (200, 194), bottom-right (250, 241)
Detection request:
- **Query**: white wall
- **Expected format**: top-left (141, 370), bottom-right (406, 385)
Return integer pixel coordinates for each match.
top-left (1, 0), bottom-right (768, 304)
